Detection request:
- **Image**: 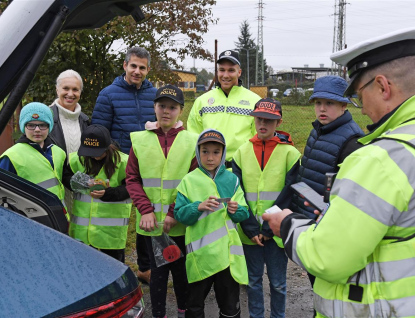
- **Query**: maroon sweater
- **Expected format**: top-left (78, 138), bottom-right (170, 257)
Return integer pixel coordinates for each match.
top-left (126, 124), bottom-right (198, 218)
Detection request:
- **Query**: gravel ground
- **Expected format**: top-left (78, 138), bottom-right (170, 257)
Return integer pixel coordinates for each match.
top-left (137, 260), bottom-right (314, 318)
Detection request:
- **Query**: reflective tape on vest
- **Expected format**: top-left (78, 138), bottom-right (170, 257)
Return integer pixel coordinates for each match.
top-left (143, 178), bottom-right (161, 187)
top-left (186, 224), bottom-right (228, 254)
top-left (163, 179), bottom-right (182, 189)
top-left (70, 214), bottom-right (129, 227)
top-left (230, 245), bottom-right (244, 256)
top-left (198, 203), bottom-right (225, 220)
top-left (315, 292), bottom-right (415, 318)
top-left (245, 191), bottom-right (280, 202)
top-left (151, 203), bottom-right (169, 213)
top-left (74, 193), bottom-right (132, 205)
top-left (37, 178), bottom-right (59, 189)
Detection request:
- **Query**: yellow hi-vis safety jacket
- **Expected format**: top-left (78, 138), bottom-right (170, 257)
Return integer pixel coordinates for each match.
top-left (233, 139), bottom-right (300, 247)
top-left (283, 95), bottom-right (415, 317)
top-left (0, 143), bottom-right (66, 201)
top-left (175, 167), bottom-right (249, 284)
top-left (131, 130), bottom-right (197, 237)
top-left (68, 152), bottom-right (132, 249)
top-left (187, 85), bottom-right (261, 161)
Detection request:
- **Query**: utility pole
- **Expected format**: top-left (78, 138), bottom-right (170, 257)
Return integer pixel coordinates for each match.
top-left (255, 0), bottom-right (264, 85)
top-left (331, 0), bottom-right (347, 77)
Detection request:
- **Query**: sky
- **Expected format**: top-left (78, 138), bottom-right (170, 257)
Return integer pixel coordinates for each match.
top-left (180, 0), bottom-right (415, 73)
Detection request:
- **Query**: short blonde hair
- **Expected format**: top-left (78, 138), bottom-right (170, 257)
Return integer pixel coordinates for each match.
top-left (56, 69), bottom-right (83, 91)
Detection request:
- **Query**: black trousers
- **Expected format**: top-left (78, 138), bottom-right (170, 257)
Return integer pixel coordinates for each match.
top-left (186, 267), bottom-right (241, 318)
top-left (99, 248), bottom-right (125, 263)
top-left (145, 235), bottom-right (188, 318)
top-left (136, 233), bottom-right (150, 271)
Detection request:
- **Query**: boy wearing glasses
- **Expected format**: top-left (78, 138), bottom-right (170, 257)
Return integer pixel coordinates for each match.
top-left (0, 102), bottom-right (66, 205)
top-left (291, 76), bottom-right (364, 219)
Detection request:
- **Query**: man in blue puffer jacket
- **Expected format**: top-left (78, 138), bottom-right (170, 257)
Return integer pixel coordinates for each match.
top-left (92, 46), bottom-right (157, 154)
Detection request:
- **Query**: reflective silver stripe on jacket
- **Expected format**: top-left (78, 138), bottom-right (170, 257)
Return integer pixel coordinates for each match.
top-left (286, 219), bottom-right (312, 270)
top-left (246, 191), bottom-right (280, 202)
top-left (151, 203), bottom-right (169, 213)
top-left (163, 179), bottom-right (181, 189)
top-left (74, 193), bottom-right (132, 205)
top-left (186, 225), bottom-right (228, 254)
top-left (198, 203), bottom-right (225, 220)
top-left (386, 124), bottom-right (415, 136)
top-left (230, 245), bottom-right (244, 256)
top-left (315, 292), bottom-right (415, 318)
top-left (348, 257), bottom-right (415, 285)
top-left (143, 178), bottom-right (161, 187)
top-left (143, 178), bottom-right (182, 190)
top-left (70, 214), bottom-right (129, 227)
top-left (37, 178), bottom-right (59, 189)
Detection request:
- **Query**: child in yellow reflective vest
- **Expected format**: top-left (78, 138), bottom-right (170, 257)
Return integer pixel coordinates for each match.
top-left (126, 85), bottom-right (198, 318)
top-left (67, 124), bottom-right (131, 263)
top-left (174, 129), bottom-right (250, 318)
top-left (232, 98), bottom-right (301, 318)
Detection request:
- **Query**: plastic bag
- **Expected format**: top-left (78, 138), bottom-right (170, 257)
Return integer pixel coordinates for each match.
top-left (151, 232), bottom-right (183, 267)
top-left (70, 171), bottom-right (109, 194)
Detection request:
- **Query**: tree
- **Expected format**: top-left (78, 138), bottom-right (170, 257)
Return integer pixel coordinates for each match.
top-left (234, 20), bottom-right (270, 87)
top-left (24, 0), bottom-right (217, 115)
top-left (190, 67), bottom-right (215, 86)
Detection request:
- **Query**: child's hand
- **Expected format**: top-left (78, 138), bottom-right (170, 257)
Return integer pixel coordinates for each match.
top-left (227, 200), bottom-right (238, 214)
top-left (250, 234), bottom-right (264, 246)
top-left (90, 190), bottom-right (105, 199)
top-left (163, 216), bottom-right (177, 234)
top-left (198, 196), bottom-right (219, 212)
top-left (140, 212), bottom-right (159, 232)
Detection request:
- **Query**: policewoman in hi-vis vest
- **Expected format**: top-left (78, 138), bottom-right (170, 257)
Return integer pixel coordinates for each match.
top-left (174, 129), bottom-right (249, 318)
top-left (232, 98), bottom-right (301, 318)
top-left (126, 85), bottom-right (198, 318)
top-left (263, 28), bottom-right (415, 317)
top-left (68, 124), bottom-right (131, 263)
top-left (0, 102), bottom-right (67, 215)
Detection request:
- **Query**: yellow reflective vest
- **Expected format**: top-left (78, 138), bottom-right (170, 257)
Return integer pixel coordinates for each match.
top-left (289, 96), bottom-right (415, 317)
top-left (187, 86), bottom-right (261, 161)
top-left (131, 130), bottom-right (198, 237)
top-left (176, 168), bottom-right (249, 284)
top-left (1, 143), bottom-right (66, 201)
top-left (233, 140), bottom-right (300, 247)
top-left (68, 152), bottom-right (132, 249)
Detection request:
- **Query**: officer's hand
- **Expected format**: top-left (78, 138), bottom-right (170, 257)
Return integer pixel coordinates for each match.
top-left (198, 196), bottom-right (219, 212)
top-left (90, 190), bottom-right (105, 199)
top-left (304, 201), bottom-right (321, 216)
top-left (163, 216), bottom-right (177, 234)
top-left (262, 209), bottom-right (293, 237)
top-left (250, 234), bottom-right (264, 246)
top-left (227, 201), bottom-right (238, 214)
top-left (140, 212), bottom-right (158, 232)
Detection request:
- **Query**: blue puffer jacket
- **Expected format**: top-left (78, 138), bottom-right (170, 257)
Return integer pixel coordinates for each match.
top-left (91, 75), bottom-right (157, 154)
top-left (291, 110), bottom-right (364, 219)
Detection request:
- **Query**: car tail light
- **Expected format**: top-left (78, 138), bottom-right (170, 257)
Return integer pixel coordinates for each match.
top-left (62, 286), bottom-right (144, 318)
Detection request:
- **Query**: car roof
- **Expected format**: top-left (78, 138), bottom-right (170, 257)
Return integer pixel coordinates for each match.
top-left (0, 0), bottom-right (158, 104)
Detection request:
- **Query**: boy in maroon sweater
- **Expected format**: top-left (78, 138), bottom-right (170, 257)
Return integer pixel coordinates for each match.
top-left (126, 85), bottom-right (198, 318)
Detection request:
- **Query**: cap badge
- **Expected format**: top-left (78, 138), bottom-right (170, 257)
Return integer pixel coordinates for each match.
top-left (362, 61), bottom-right (368, 67)
top-left (224, 51), bottom-right (231, 56)
top-left (161, 88), bottom-right (177, 96)
top-left (32, 114), bottom-right (39, 119)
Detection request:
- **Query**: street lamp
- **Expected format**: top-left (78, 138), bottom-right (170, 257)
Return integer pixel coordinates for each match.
top-left (239, 47), bottom-right (257, 89)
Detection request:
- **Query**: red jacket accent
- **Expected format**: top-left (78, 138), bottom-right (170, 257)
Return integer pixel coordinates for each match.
top-left (126, 122), bottom-right (198, 218)
top-left (250, 131), bottom-right (294, 170)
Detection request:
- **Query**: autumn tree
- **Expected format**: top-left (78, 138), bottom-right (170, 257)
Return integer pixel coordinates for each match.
top-left (24, 0), bottom-right (217, 115)
top-left (190, 67), bottom-right (214, 86)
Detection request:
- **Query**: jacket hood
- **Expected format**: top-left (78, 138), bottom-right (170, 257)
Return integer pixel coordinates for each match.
top-left (249, 130), bottom-right (295, 146)
top-left (195, 129), bottom-right (227, 179)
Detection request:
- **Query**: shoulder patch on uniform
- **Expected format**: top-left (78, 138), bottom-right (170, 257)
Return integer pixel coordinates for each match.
top-left (208, 97), bottom-right (215, 105)
top-left (238, 100), bottom-right (250, 105)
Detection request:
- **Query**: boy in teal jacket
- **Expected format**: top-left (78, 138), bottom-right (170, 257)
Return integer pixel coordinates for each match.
top-left (174, 129), bottom-right (249, 318)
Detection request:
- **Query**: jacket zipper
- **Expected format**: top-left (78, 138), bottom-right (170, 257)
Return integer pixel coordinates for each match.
top-left (261, 141), bottom-right (265, 170)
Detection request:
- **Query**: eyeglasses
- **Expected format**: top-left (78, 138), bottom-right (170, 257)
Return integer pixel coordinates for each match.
top-left (25, 123), bottom-right (49, 130)
top-left (349, 77), bottom-right (376, 108)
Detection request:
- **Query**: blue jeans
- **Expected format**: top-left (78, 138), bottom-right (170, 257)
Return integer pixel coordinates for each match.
top-left (243, 239), bottom-right (288, 318)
